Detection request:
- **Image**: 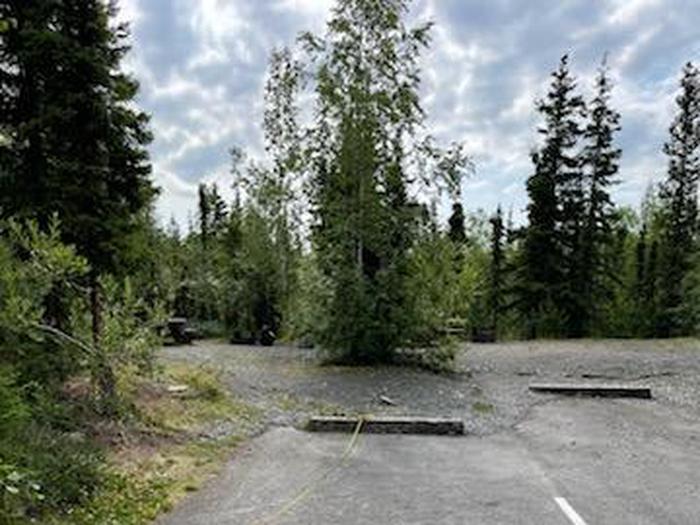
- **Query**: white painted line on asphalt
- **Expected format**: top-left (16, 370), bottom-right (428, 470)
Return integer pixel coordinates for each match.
top-left (555, 497), bottom-right (589, 525)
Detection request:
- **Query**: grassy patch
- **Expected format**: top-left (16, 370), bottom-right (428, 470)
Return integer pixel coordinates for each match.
top-left (55, 436), bottom-right (243, 525)
top-left (48, 364), bottom-right (260, 525)
top-left (137, 364), bottom-right (259, 432)
top-left (472, 401), bottom-right (494, 415)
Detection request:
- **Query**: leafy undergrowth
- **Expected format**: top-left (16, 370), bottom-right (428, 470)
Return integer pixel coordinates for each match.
top-left (48, 364), bottom-right (260, 525)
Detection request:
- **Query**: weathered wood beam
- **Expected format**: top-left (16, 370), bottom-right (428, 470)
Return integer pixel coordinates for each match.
top-left (529, 383), bottom-right (652, 399)
top-left (307, 416), bottom-right (465, 435)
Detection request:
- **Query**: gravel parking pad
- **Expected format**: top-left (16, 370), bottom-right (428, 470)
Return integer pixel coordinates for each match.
top-left (159, 339), bottom-right (700, 524)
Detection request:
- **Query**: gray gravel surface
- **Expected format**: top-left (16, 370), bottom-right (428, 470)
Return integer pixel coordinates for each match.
top-left (161, 338), bottom-right (700, 435)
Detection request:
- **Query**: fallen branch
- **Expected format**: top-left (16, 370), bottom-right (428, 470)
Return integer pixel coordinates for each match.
top-left (32, 322), bottom-right (96, 356)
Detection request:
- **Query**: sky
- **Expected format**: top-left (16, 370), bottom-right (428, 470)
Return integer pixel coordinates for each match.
top-left (116, 0), bottom-right (700, 228)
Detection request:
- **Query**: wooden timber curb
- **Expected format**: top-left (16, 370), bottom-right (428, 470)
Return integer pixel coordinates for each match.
top-left (307, 416), bottom-right (465, 435)
top-left (529, 383), bottom-right (652, 399)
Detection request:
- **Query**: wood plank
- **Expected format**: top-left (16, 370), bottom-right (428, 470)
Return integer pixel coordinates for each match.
top-left (307, 416), bottom-right (465, 435)
top-left (529, 383), bottom-right (652, 399)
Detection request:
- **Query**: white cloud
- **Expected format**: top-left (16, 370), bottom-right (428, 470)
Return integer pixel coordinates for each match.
top-left (120, 0), bottom-right (697, 226)
top-left (185, 0), bottom-right (255, 67)
top-left (275, 0), bottom-right (334, 17)
top-left (187, 0), bottom-right (248, 43)
top-left (114, 0), bottom-right (143, 25)
top-left (500, 73), bottom-right (539, 123)
top-left (607, 0), bottom-right (662, 26)
top-left (614, 25), bottom-right (662, 70)
top-left (187, 47), bottom-right (228, 70)
top-left (149, 73), bottom-right (201, 99)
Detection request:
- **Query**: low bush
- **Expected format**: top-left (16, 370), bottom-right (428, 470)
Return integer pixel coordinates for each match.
top-left (7, 426), bottom-right (104, 511)
top-left (394, 341), bottom-right (458, 374)
top-left (1, 421), bottom-right (105, 523)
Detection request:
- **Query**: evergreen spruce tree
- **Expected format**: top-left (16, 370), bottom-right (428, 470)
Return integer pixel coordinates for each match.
top-left (0, 0), bottom-right (54, 216)
top-left (517, 55), bottom-right (584, 338)
top-left (553, 57), bottom-right (587, 337)
top-left (0, 0), bottom-right (154, 410)
top-left (579, 58), bottom-right (621, 335)
top-left (198, 183), bottom-right (211, 249)
top-left (646, 238), bottom-right (660, 334)
top-left (197, 183), bottom-right (228, 239)
top-left (634, 223), bottom-right (659, 336)
top-left (657, 62), bottom-right (700, 336)
top-left (519, 149), bottom-right (559, 338)
top-left (209, 184), bottom-right (228, 235)
top-left (635, 225), bottom-right (647, 304)
top-left (488, 206), bottom-right (505, 335)
top-left (1, 0), bottom-right (154, 272)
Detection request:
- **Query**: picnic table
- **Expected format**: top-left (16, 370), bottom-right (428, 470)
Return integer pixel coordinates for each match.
top-left (158, 317), bottom-right (197, 344)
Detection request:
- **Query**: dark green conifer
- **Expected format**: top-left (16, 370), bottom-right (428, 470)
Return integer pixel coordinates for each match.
top-left (517, 55), bottom-right (584, 338)
top-left (657, 62), bottom-right (700, 336)
top-left (488, 206), bottom-right (505, 335)
top-left (0, 0), bottom-right (154, 410)
top-left (578, 58), bottom-right (621, 335)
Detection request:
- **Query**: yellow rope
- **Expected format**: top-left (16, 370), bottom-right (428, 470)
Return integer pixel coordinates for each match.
top-left (252, 417), bottom-right (365, 525)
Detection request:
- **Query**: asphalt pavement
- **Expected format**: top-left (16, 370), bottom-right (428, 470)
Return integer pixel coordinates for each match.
top-left (160, 394), bottom-right (700, 524)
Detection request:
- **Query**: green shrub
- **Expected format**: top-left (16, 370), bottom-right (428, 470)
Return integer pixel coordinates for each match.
top-left (0, 219), bottom-right (170, 521)
top-left (24, 429), bottom-right (104, 510)
top-left (0, 220), bottom-right (88, 389)
top-left (1, 425), bottom-right (104, 520)
top-left (395, 341), bottom-right (458, 373)
top-left (0, 368), bottom-right (28, 440)
top-left (0, 385), bottom-right (103, 522)
top-left (0, 369), bottom-right (34, 524)
top-left (282, 254), bottom-right (331, 346)
top-left (64, 471), bottom-right (170, 525)
top-left (0, 461), bottom-right (44, 525)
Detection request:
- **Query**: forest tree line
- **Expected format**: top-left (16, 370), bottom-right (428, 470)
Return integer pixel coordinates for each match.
top-left (0, 0), bottom-right (699, 520)
top-left (167, 33), bottom-right (700, 350)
